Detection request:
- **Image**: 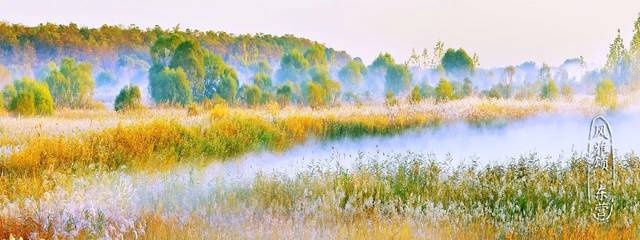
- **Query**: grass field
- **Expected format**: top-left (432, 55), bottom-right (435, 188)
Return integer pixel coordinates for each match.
top-left (0, 97), bottom-right (631, 239)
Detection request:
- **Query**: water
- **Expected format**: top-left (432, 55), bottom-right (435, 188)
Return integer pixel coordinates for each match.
top-left (206, 111), bottom-right (640, 181)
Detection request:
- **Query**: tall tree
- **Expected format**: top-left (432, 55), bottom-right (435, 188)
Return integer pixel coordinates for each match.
top-left (339, 59), bottom-right (367, 88)
top-left (149, 66), bottom-right (192, 106)
top-left (170, 40), bottom-right (205, 101)
top-left (605, 29), bottom-right (629, 82)
top-left (435, 78), bottom-right (453, 102)
top-left (369, 53), bottom-right (395, 73)
top-left (304, 44), bottom-right (327, 67)
top-left (44, 57), bottom-right (95, 108)
top-left (629, 14), bottom-right (640, 82)
top-left (385, 64), bottom-right (411, 95)
top-left (431, 41), bottom-right (445, 69)
top-left (441, 48), bottom-right (475, 79)
top-left (276, 49), bottom-right (309, 83)
top-left (150, 34), bottom-right (184, 67)
top-left (203, 51), bottom-right (238, 103)
top-left (503, 66), bottom-right (516, 98)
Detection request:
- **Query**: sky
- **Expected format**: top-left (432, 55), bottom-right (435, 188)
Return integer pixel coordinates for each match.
top-left (1, 0), bottom-right (639, 68)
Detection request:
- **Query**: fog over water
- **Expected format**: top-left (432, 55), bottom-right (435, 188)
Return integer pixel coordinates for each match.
top-left (205, 109), bottom-right (640, 182)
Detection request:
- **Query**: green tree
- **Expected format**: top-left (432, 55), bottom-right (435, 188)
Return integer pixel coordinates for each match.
top-left (605, 29), bottom-right (630, 82)
top-left (561, 84), bottom-right (573, 100)
top-left (462, 78), bottom-right (473, 97)
top-left (435, 78), bottom-right (453, 102)
top-left (3, 77), bottom-right (54, 116)
top-left (595, 79), bottom-right (617, 109)
top-left (605, 29), bottom-right (627, 73)
top-left (170, 40), bottom-right (205, 101)
top-left (251, 60), bottom-right (273, 75)
top-left (203, 51), bottom-right (239, 102)
top-left (385, 64), bottom-right (411, 94)
top-left (2, 83), bottom-right (16, 110)
top-left (304, 44), bottom-right (327, 67)
top-left (540, 79), bottom-right (559, 100)
top-left (276, 84), bottom-right (294, 105)
top-left (276, 49), bottom-right (309, 83)
top-left (420, 81), bottom-right (435, 98)
top-left (409, 85), bottom-right (422, 104)
top-left (369, 53), bottom-right (395, 74)
top-left (441, 48), bottom-right (475, 79)
top-left (304, 81), bottom-right (325, 108)
top-left (241, 84), bottom-right (262, 107)
top-left (309, 65), bottom-right (341, 105)
top-left (44, 57), bottom-right (95, 108)
top-left (114, 85), bottom-right (143, 111)
top-left (150, 34), bottom-right (184, 67)
top-left (149, 66), bottom-right (192, 106)
top-left (503, 66), bottom-right (516, 98)
top-left (253, 72), bottom-right (272, 90)
top-left (339, 59), bottom-right (367, 87)
top-left (538, 64), bottom-right (551, 82)
top-left (385, 91), bottom-right (398, 106)
top-left (630, 14), bottom-right (640, 82)
top-left (430, 41), bottom-right (445, 69)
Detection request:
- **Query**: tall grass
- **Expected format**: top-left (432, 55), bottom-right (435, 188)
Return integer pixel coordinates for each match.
top-left (4, 152), bottom-right (639, 239)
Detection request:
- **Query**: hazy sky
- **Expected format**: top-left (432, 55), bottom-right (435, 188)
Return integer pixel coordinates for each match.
top-left (1, 0), bottom-right (639, 68)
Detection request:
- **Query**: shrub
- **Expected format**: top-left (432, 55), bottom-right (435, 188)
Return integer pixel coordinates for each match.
top-left (435, 78), bottom-right (453, 102)
top-left (114, 85), bottom-right (143, 111)
top-left (409, 85), bottom-right (422, 104)
top-left (3, 77), bottom-right (54, 116)
top-left (385, 91), bottom-right (398, 107)
top-left (595, 79), bottom-right (617, 109)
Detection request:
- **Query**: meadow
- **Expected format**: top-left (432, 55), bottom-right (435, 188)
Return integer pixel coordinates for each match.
top-left (0, 96), bottom-right (630, 239)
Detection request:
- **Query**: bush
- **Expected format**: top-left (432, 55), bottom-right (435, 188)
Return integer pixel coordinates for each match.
top-left (409, 85), bottom-right (422, 104)
top-left (595, 79), bottom-right (617, 109)
top-left (114, 85), bottom-right (143, 111)
top-left (3, 77), bottom-right (54, 116)
top-left (435, 78), bottom-right (453, 102)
